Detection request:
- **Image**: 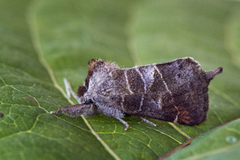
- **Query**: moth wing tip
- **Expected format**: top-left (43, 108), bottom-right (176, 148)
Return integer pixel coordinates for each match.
top-left (206, 67), bottom-right (223, 80)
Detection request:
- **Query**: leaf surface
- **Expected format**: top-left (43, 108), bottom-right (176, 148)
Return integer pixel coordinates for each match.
top-left (165, 119), bottom-right (240, 160)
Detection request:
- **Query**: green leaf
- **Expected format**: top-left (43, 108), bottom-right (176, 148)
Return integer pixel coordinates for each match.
top-left (165, 119), bottom-right (240, 160)
top-left (1, 0), bottom-right (240, 160)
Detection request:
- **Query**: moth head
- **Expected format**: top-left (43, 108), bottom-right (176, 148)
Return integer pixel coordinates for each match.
top-left (77, 59), bottom-right (119, 103)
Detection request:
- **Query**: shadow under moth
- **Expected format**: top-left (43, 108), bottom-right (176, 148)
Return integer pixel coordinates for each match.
top-left (50, 57), bottom-right (223, 130)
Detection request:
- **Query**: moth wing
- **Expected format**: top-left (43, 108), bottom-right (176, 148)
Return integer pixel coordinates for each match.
top-left (119, 90), bottom-right (208, 125)
top-left (118, 92), bottom-right (177, 122)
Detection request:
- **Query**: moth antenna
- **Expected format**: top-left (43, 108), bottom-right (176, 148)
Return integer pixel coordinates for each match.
top-left (63, 78), bottom-right (71, 98)
top-left (206, 67), bottom-right (223, 81)
top-left (63, 78), bottom-right (81, 103)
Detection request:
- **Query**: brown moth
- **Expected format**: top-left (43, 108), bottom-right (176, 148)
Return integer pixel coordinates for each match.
top-left (50, 57), bottom-right (223, 130)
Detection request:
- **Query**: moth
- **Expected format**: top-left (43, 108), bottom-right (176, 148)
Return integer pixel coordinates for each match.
top-left (50, 57), bottom-right (223, 130)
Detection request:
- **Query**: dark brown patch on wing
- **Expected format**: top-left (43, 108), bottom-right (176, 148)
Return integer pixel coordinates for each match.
top-left (160, 97), bottom-right (178, 122)
top-left (122, 95), bottom-right (142, 114)
top-left (149, 67), bottom-right (167, 93)
top-left (126, 68), bottom-right (145, 93)
top-left (176, 106), bottom-right (191, 125)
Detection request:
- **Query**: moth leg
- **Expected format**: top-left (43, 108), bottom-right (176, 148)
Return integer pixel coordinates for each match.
top-left (140, 117), bottom-right (157, 127)
top-left (50, 104), bottom-right (98, 117)
top-left (116, 117), bottom-right (129, 131)
top-left (63, 78), bottom-right (81, 103)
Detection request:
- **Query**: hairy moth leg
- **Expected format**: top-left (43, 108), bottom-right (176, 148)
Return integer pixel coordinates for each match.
top-left (140, 117), bottom-right (157, 127)
top-left (63, 78), bottom-right (81, 103)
